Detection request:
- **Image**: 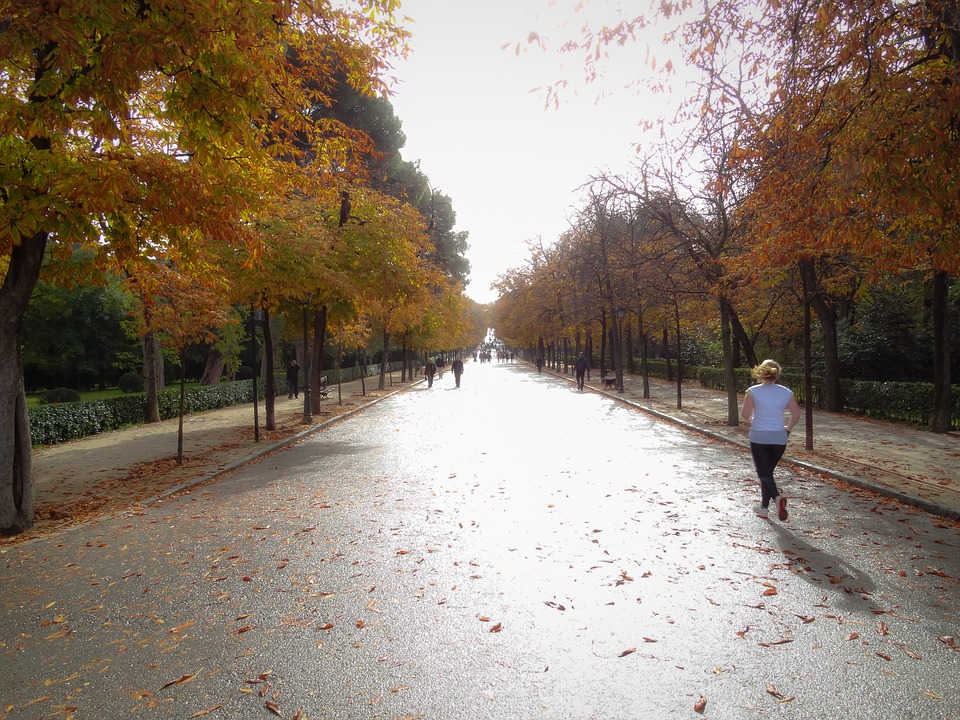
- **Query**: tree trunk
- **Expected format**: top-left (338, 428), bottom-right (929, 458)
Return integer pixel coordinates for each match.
top-left (378, 331), bottom-right (389, 390)
top-left (311, 306), bottom-right (327, 415)
top-left (802, 277), bottom-right (815, 450)
top-left (0, 231), bottom-right (46, 534)
top-left (720, 298), bottom-right (739, 426)
top-left (142, 322), bottom-right (161, 424)
top-left (600, 313), bottom-right (608, 377)
top-left (930, 269), bottom-right (953, 433)
top-left (727, 306), bottom-right (758, 368)
top-left (200, 347), bottom-right (225, 385)
top-left (638, 310), bottom-right (650, 399)
top-left (263, 305), bottom-right (275, 432)
top-left (674, 301), bottom-right (683, 410)
top-left (177, 351), bottom-right (186, 465)
top-left (663, 324), bottom-right (672, 382)
top-left (801, 258), bottom-right (842, 412)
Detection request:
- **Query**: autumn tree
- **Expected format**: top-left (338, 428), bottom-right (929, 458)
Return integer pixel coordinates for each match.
top-left (546, 1), bottom-right (959, 430)
top-left (0, 0), bottom-right (406, 533)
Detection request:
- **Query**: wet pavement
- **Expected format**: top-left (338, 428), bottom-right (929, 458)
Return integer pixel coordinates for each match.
top-left (2, 361), bottom-right (959, 719)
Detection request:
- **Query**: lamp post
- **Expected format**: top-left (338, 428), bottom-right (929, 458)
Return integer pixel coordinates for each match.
top-left (616, 307), bottom-right (626, 393)
top-left (250, 305), bottom-right (265, 441)
top-left (301, 300), bottom-right (313, 424)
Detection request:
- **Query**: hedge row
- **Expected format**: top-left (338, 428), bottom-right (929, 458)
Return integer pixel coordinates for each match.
top-left (29, 363), bottom-right (404, 447)
top-left (693, 365), bottom-right (959, 430)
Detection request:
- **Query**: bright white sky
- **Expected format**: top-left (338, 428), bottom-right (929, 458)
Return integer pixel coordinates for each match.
top-left (387, 0), bottom-right (687, 304)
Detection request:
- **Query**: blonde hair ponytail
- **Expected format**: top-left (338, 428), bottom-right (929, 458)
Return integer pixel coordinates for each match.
top-left (751, 359), bottom-right (781, 382)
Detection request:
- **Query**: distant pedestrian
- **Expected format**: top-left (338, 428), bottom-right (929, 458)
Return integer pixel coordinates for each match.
top-left (435, 355), bottom-right (445, 379)
top-left (536, 356), bottom-right (544, 374)
top-left (287, 359), bottom-right (300, 399)
top-left (452, 358), bottom-right (464, 387)
top-left (740, 359), bottom-right (800, 521)
top-left (425, 359), bottom-right (437, 388)
top-left (574, 352), bottom-right (588, 391)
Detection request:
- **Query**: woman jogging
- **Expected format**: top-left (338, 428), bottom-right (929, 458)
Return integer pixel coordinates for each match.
top-left (740, 359), bottom-right (801, 521)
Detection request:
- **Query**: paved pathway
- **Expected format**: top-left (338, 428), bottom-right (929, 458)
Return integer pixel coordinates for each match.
top-left (11, 363), bottom-right (959, 544)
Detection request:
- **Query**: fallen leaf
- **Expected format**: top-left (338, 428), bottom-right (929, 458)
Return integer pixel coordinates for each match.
top-left (901, 646), bottom-right (922, 660)
top-left (190, 703), bottom-right (223, 717)
top-left (619, 647), bottom-right (637, 657)
top-left (846, 632), bottom-right (860, 641)
top-left (694, 695), bottom-right (707, 713)
top-left (171, 620), bottom-right (197, 634)
top-left (21, 696), bottom-right (51, 709)
top-left (319, 623), bottom-right (333, 630)
top-left (643, 637), bottom-right (658, 643)
top-left (265, 700), bottom-right (282, 717)
top-left (489, 623), bottom-right (502, 633)
top-left (765, 682), bottom-right (785, 699)
top-left (160, 671), bottom-right (199, 691)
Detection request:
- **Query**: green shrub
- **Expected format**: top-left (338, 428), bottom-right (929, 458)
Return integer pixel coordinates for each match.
top-left (38, 387), bottom-right (82, 404)
top-left (28, 400), bottom-right (113, 444)
top-left (27, 363), bottom-right (402, 446)
top-left (117, 370), bottom-right (144, 393)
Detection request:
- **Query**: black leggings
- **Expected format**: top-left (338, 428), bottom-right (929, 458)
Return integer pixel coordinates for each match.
top-left (750, 442), bottom-right (786, 507)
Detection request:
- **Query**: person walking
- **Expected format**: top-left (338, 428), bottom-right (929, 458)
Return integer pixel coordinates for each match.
top-left (286, 359), bottom-right (300, 399)
top-left (740, 359), bottom-right (801, 521)
top-left (574, 352), bottom-right (588, 391)
top-left (435, 354), bottom-right (445, 379)
top-left (425, 359), bottom-right (437, 388)
top-left (536, 355), bottom-right (544, 374)
top-left (451, 358), bottom-right (464, 388)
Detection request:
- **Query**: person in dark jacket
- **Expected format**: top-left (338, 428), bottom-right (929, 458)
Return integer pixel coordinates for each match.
top-left (287, 359), bottom-right (300, 399)
top-left (451, 358), bottom-right (464, 388)
top-left (574, 352), bottom-right (588, 391)
top-left (425, 359), bottom-right (437, 388)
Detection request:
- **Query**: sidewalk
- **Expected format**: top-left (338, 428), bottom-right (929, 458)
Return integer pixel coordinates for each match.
top-left (14, 376), bottom-right (409, 542)
top-left (10, 365), bottom-right (959, 544)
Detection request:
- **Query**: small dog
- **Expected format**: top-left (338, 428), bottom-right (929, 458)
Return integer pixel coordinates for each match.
top-left (601, 377), bottom-right (617, 390)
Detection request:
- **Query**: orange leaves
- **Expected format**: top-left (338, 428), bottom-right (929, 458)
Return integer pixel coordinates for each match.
top-left (618, 647), bottom-right (636, 657)
top-left (764, 683), bottom-right (796, 703)
top-left (160, 670), bottom-right (200, 691)
top-left (694, 694), bottom-right (707, 713)
top-left (190, 703), bottom-right (224, 718)
top-left (478, 616), bottom-right (502, 633)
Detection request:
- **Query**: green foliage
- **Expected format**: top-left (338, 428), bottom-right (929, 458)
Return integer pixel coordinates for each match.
top-left (28, 379), bottom-right (272, 446)
top-left (839, 380), bottom-right (960, 430)
top-left (38, 387), bottom-right (82, 404)
top-left (837, 287), bottom-right (934, 381)
top-left (27, 363), bottom-right (404, 446)
top-left (117, 370), bottom-right (144, 393)
top-left (22, 279), bottom-right (139, 391)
